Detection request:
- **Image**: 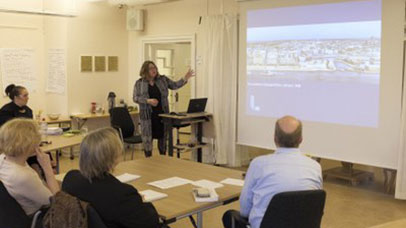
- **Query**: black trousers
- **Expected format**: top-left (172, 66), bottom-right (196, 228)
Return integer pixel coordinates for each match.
top-left (222, 210), bottom-right (249, 228)
top-left (144, 137), bottom-right (166, 157)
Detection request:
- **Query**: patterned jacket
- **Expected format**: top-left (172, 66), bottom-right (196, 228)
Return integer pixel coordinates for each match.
top-left (133, 75), bottom-right (186, 151)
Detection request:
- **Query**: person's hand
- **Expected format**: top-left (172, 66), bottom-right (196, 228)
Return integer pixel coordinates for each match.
top-left (36, 148), bottom-right (53, 173)
top-left (183, 69), bottom-right (195, 81)
top-left (147, 98), bottom-right (159, 107)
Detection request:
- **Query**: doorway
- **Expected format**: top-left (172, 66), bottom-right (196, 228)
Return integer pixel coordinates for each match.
top-left (142, 36), bottom-right (195, 113)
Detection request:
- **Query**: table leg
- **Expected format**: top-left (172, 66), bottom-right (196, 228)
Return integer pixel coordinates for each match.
top-left (383, 168), bottom-right (397, 194)
top-left (197, 122), bottom-right (203, 163)
top-left (70, 147), bottom-right (74, 160)
top-left (56, 150), bottom-right (60, 174)
top-left (197, 211), bottom-right (203, 228)
top-left (73, 117), bottom-right (86, 130)
top-left (168, 120), bottom-right (174, 157)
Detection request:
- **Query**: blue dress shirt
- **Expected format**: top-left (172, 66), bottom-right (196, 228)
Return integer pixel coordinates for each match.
top-left (240, 147), bottom-right (323, 228)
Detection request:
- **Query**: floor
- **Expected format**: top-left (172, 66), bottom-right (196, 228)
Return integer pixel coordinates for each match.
top-left (57, 145), bottom-right (406, 228)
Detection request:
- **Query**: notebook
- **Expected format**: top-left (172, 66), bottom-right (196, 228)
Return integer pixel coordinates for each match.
top-left (139, 190), bottom-right (168, 202)
top-left (115, 173), bottom-right (141, 183)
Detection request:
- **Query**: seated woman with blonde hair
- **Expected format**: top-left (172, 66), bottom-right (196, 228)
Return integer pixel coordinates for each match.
top-left (0, 118), bottom-right (60, 215)
top-left (62, 127), bottom-right (160, 228)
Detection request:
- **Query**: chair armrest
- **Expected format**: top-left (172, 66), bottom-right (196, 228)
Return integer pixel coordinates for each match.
top-left (31, 207), bottom-right (49, 228)
top-left (31, 210), bottom-right (41, 228)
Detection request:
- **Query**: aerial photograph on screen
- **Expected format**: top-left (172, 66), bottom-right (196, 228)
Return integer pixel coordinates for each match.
top-left (246, 0), bottom-right (381, 127)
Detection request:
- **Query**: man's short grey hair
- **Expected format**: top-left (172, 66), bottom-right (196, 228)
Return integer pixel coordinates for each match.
top-left (79, 127), bottom-right (123, 181)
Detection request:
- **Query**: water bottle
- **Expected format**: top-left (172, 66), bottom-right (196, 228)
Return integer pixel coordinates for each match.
top-left (40, 118), bottom-right (48, 142)
top-left (107, 92), bottom-right (116, 110)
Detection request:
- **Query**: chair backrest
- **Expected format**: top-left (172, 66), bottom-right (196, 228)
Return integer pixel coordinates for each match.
top-left (87, 205), bottom-right (108, 228)
top-left (260, 190), bottom-right (326, 228)
top-left (0, 181), bottom-right (31, 228)
top-left (109, 107), bottom-right (135, 138)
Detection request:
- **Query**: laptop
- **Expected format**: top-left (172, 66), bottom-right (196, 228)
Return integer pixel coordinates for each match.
top-left (173, 98), bottom-right (208, 115)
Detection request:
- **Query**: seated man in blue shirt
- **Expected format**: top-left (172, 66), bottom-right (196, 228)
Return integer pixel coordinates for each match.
top-left (223, 115), bottom-right (323, 228)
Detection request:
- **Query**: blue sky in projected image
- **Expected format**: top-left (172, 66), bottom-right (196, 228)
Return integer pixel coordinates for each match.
top-left (247, 21), bottom-right (381, 42)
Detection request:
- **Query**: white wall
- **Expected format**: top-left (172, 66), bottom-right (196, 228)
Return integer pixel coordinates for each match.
top-left (0, 1), bottom-right (129, 116)
top-left (0, 10), bottom-right (52, 115)
top-left (67, 1), bottom-right (129, 114)
top-left (127, 0), bottom-right (240, 165)
top-left (127, 0), bottom-right (238, 104)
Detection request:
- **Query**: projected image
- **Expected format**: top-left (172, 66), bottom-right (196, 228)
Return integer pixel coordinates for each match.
top-left (246, 0), bottom-right (381, 127)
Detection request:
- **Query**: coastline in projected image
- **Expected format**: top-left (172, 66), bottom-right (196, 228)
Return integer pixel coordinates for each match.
top-left (246, 20), bottom-right (381, 127)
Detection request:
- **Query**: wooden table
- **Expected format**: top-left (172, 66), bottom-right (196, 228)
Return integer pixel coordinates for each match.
top-left (370, 219), bottom-right (406, 228)
top-left (71, 111), bottom-right (139, 129)
top-left (159, 112), bottom-right (212, 162)
top-left (44, 117), bottom-right (72, 127)
top-left (41, 134), bottom-right (84, 173)
top-left (114, 156), bottom-right (243, 228)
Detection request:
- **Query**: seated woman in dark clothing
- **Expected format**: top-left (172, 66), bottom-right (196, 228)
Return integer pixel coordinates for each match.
top-left (0, 84), bottom-right (32, 126)
top-left (62, 127), bottom-right (160, 228)
top-left (0, 84), bottom-right (56, 174)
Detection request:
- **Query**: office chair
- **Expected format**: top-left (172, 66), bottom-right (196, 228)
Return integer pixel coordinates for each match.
top-left (110, 107), bottom-right (142, 160)
top-left (87, 205), bottom-right (108, 228)
top-left (259, 190), bottom-right (326, 228)
top-left (0, 181), bottom-right (42, 228)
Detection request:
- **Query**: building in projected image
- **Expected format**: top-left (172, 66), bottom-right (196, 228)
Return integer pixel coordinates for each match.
top-left (247, 38), bottom-right (380, 75)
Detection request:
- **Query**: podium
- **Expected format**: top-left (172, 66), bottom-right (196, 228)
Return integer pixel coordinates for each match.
top-left (159, 112), bottom-right (212, 162)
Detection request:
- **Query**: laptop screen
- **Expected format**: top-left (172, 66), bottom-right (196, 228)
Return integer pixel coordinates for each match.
top-left (187, 98), bottom-right (208, 113)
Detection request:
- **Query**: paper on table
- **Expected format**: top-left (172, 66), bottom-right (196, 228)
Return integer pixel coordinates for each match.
top-left (192, 179), bottom-right (224, 189)
top-left (193, 188), bottom-right (219, 202)
top-left (55, 173), bottom-right (66, 182)
top-left (139, 190), bottom-right (168, 202)
top-left (220, 178), bottom-right (245, 187)
top-left (148, 177), bottom-right (193, 189)
top-left (116, 173), bottom-right (141, 183)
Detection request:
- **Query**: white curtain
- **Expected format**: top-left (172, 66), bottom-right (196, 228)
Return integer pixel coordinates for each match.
top-left (396, 45), bottom-right (406, 199)
top-left (199, 14), bottom-right (238, 165)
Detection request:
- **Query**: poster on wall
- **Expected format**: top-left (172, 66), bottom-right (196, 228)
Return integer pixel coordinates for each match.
top-left (95, 56), bottom-right (106, 72)
top-left (47, 49), bottom-right (66, 94)
top-left (108, 56), bottom-right (118, 72)
top-left (0, 48), bottom-right (37, 93)
top-left (81, 56), bottom-right (93, 72)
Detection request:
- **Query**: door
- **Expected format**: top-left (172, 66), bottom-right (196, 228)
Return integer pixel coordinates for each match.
top-left (144, 42), bottom-right (192, 112)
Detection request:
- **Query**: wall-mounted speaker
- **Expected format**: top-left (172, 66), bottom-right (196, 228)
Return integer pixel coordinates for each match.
top-left (126, 9), bottom-right (144, 31)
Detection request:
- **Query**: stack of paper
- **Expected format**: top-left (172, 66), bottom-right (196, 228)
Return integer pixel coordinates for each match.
top-left (139, 190), bottom-right (168, 202)
top-left (148, 177), bottom-right (193, 189)
top-left (46, 127), bottom-right (63, 135)
top-left (220, 178), bottom-right (245, 187)
top-left (116, 173), bottom-right (141, 183)
top-left (193, 188), bottom-right (219, 202)
top-left (192, 179), bottom-right (224, 189)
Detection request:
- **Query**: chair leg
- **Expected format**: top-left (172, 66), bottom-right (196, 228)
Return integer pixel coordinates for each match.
top-left (188, 215), bottom-right (198, 228)
top-left (176, 128), bottom-right (180, 145)
top-left (123, 148), bottom-right (126, 161)
top-left (131, 145), bottom-right (134, 160)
